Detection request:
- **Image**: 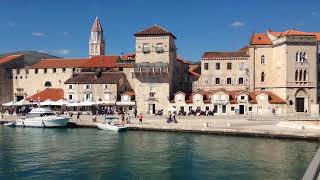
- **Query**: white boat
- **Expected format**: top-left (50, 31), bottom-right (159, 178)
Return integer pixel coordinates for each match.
top-left (96, 116), bottom-right (127, 131)
top-left (15, 108), bottom-right (69, 128)
top-left (4, 122), bottom-right (16, 127)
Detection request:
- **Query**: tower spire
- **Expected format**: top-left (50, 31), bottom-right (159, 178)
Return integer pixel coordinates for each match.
top-left (89, 16), bottom-right (105, 57)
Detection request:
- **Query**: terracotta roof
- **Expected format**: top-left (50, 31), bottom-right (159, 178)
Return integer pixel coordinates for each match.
top-left (122, 53), bottom-right (135, 60)
top-left (0, 54), bottom-right (23, 65)
top-left (309, 32), bottom-right (320, 41)
top-left (280, 29), bottom-right (313, 37)
top-left (65, 72), bottom-right (125, 84)
top-left (202, 51), bottom-right (249, 59)
top-left (188, 64), bottom-right (200, 77)
top-left (177, 56), bottom-right (192, 65)
top-left (91, 17), bottom-right (103, 32)
top-left (256, 91), bottom-right (286, 104)
top-left (26, 88), bottom-right (64, 102)
top-left (134, 25), bottom-right (176, 39)
top-left (30, 58), bottom-right (87, 69)
top-left (121, 91), bottom-right (135, 96)
top-left (81, 55), bottom-right (134, 68)
top-left (250, 33), bottom-right (272, 45)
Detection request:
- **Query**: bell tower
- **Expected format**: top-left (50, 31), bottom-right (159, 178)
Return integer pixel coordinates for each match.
top-left (89, 17), bottom-right (105, 57)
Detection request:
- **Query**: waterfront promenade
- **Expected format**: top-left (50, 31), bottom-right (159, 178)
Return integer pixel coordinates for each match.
top-left (2, 113), bottom-right (320, 140)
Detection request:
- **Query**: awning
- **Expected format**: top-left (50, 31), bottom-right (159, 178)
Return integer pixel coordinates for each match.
top-left (2, 101), bottom-right (14, 106)
top-left (40, 99), bottom-right (55, 106)
top-left (96, 101), bottom-right (116, 105)
top-left (116, 101), bottom-right (135, 106)
top-left (52, 99), bottom-right (69, 106)
top-left (14, 99), bottom-right (33, 106)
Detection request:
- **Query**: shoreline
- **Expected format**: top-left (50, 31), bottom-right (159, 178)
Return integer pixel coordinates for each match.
top-left (2, 119), bottom-right (320, 141)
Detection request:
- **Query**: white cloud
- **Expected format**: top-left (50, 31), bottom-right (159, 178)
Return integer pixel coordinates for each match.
top-left (63, 31), bottom-right (70, 36)
top-left (32, 32), bottom-right (47, 37)
top-left (54, 49), bottom-right (71, 55)
top-left (231, 21), bottom-right (245, 28)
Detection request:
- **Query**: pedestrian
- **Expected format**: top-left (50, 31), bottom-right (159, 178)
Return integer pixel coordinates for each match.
top-left (121, 112), bottom-right (125, 124)
top-left (134, 109), bottom-right (137, 118)
top-left (138, 113), bottom-right (143, 124)
top-left (126, 112), bottom-right (131, 124)
top-left (77, 112), bottom-right (80, 121)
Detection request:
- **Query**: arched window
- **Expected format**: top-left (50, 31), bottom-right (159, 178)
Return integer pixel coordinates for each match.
top-left (302, 52), bottom-right (306, 62)
top-left (261, 55), bottom-right (265, 64)
top-left (299, 52), bottom-right (303, 62)
top-left (261, 72), bottom-right (265, 82)
top-left (303, 70), bottom-right (307, 81)
top-left (295, 70), bottom-right (298, 81)
top-left (299, 70), bottom-right (303, 81)
top-left (296, 53), bottom-right (299, 62)
top-left (44, 81), bottom-right (52, 87)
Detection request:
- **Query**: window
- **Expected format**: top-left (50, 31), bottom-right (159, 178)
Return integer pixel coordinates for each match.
top-left (44, 69), bottom-right (47, 73)
top-left (215, 63), bottom-right (220, 70)
top-left (62, 68), bottom-right (66, 72)
top-left (240, 96), bottom-right (245, 100)
top-left (239, 77), bottom-right (244, 84)
top-left (248, 107), bottom-right (252, 111)
top-left (104, 84), bottom-right (108, 89)
top-left (72, 68), bottom-right (76, 72)
top-left (227, 63), bottom-right (232, 70)
top-left (85, 93), bottom-right (92, 101)
top-left (68, 95), bottom-right (73, 100)
top-left (261, 72), bottom-right (265, 82)
top-left (155, 43), bottom-right (164, 53)
top-left (189, 106), bottom-right (192, 111)
top-left (35, 69), bottom-right (38, 74)
top-left (215, 78), bottom-right (220, 84)
top-left (53, 68), bottom-right (56, 73)
top-left (16, 69), bottom-right (20, 74)
top-left (119, 67), bottom-right (123, 71)
top-left (142, 44), bottom-right (150, 53)
top-left (204, 63), bottom-right (209, 70)
top-left (295, 70), bottom-right (299, 81)
top-left (26, 69), bottom-right (29, 74)
top-left (231, 107), bottom-right (235, 111)
top-left (239, 62), bottom-right (244, 71)
top-left (85, 84), bottom-right (91, 90)
top-left (227, 78), bottom-right (232, 84)
top-left (205, 106), bottom-right (209, 111)
top-left (299, 70), bottom-right (303, 81)
top-left (149, 92), bottom-right (155, 97)
top-left (68, 85), bottom-right (74, 90)
top-left (44, 81), bottom-right (52, 87)
top-left (261, 55), bottom-right (265, 64)
top-left (296, 52), bottom-right (299, 62)
top-left (303, 70), bottom-right (307, 81)
top-left (204, 78), bottom-right (209, 85)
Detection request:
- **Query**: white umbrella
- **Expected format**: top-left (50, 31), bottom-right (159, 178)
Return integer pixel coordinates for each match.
top-left (2, 101), bottom-right (14, 107)
top-left (168, 106), bottom-right (177, 112)
top-left (40, 99), bottom-right (54, 106)
top-left (14, 99), bottom-right (33, 106)
top-left (52, 99), bottom-right (68, 106)
top-left (66, 102), bottom-right (79, 107)
top-left (79, 100), bottom-right (94, 106)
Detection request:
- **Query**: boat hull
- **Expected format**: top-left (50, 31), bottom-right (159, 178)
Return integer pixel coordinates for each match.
top-left (15, 116), bottom-right (69, 128)
top-left (96, 123), bottom-right (127, 132)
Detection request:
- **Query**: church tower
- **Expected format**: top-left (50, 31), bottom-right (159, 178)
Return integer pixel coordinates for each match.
top-left (89, 17), bottom-right (105, 57)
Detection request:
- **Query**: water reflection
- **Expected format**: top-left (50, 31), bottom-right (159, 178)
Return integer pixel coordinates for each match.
top-left (0, 127), bottom-right (318, 180)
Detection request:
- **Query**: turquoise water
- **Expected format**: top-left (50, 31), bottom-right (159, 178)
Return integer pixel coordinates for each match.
top-left (0, 127), bottom-right (318, 180)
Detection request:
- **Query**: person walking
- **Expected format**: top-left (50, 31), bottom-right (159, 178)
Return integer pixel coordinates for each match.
top-left (126, 112), bottom-right (131, 124)
top-left (121, 112), bottom-right (125, 124)
top-left (138, 113), bottom-right (143, 124)
top-left (134, 109), bottom-right (137, 118)
top-left (77, 112), bottom-right (80, 121)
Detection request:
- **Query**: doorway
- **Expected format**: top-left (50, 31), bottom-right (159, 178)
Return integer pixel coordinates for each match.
top-left (296, 98), bottom-right (305, 112)
top-left (149, 104), bottom-right (155, 114)
top-left (239, 105), bottom-right (245, 115)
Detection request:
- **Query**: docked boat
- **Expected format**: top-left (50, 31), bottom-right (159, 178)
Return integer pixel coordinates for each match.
top-left (96, 116), bottom-right (127, 132)
top-left (14, 108), bottom-right (69, 128)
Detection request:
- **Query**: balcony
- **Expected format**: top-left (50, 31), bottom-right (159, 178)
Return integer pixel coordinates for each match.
top-left (287, 82), bottom-right (316, 87)
top-left (134, 62), bottom-right (169, 74)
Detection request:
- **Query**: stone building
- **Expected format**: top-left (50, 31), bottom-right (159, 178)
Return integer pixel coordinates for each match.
top-left (0, 55), bottom-right (24, 104)
top-left (89, 17), bottom-right (105, 57)
top-left (195, 51), bottom-right (250, 91)
top-left (64, 72), bottom-right (131, 104)
top-left (248, 29), bottom-right (320, 115)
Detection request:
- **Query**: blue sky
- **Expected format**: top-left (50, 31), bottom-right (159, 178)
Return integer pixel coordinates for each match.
top-left (1, 0), bottom-right (320, 61)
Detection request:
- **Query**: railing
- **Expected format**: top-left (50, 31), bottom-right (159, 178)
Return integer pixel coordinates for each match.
top-left (287, 82), bottom-right (316, 87)
top-left (134, 62), bottom-right (169, 74)
top-left (302, 147), bottom-right (320, 180)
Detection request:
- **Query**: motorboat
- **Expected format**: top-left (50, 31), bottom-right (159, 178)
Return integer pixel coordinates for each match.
top-left (4, 122), bottom-right (16, 127)
top-left (14, 107), bottom-right (69, 128)
top-left (96, 116), bottom-right (127, 132)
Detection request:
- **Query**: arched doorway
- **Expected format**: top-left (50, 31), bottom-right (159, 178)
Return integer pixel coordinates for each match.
top-left (295, 89), bottom-right (307, 112)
